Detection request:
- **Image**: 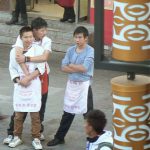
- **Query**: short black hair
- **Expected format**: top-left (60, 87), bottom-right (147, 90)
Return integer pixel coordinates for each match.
top-left (31, 17), bottom-right (48, 29)
top-left (85, 109), bottom-right (107, 134)
top-left (73, 26), bottom-right (89, 37)
top-left (19, 26), bottom-right (32, 37)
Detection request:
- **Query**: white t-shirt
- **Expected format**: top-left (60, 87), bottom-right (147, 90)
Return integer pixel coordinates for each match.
top-left (13, 35), bottom-right (52, 74)
top-left (9, 44), bottom-right (46, 112)
top-left (9, 44), bottom-right (45, 80)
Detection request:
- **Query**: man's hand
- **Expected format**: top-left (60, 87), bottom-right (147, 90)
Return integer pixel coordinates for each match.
top-left (15, 47), bottom-right (25, 64)
top-left (16, 54), bottom-right (25, 64)
top-left (16, 47), bottom-right (24, 55)
top-left (19, 76), bottom-right (31, 87)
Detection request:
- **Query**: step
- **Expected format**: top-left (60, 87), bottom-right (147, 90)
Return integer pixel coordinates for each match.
top-left (0, 35), bottom-right (71, 52)
top-left (0, 22), bottom-right (73, 41)
top-left (0, 22), bottom-right (74, 52)
top-left (0, 11), bottom-right (94, 32)
top-left (0, 11), bottom-right (94, 52)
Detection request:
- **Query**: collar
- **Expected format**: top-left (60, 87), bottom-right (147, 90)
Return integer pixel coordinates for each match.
top-left (23, 45), bottom-right (32, 54)
top-left (87, 136), bottom-right (99, 143)
top-left (87, 131), bottom-right (106, 143)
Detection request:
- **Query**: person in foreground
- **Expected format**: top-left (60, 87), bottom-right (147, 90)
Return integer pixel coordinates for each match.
top-left (8, 26), bottom-right (45, 150)
top-left (47, 26), bottom-right (94, 146)
top-left (85, 109), bottom-right (113, 150)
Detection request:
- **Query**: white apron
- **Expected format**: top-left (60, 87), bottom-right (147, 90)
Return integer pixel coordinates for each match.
top-left (64, 80), bottom-right (90, 114)
top-left (13, 47), bottom-right (41, 112)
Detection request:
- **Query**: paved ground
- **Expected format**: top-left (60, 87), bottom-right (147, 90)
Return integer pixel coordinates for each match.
top-left (0, 44), bottom-right (123, 150)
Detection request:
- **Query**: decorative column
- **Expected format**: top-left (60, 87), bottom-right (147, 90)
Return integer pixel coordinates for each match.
top-left (112, 0), bottom-right (150, 61)
top-left (111, 0), bottom-right (150, 149)
top-left (111, 75), bottom-right (150, 150)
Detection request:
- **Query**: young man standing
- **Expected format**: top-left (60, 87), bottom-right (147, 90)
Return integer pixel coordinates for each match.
top-left (8, 26), bottom-right (45, 149)
top-left (47, 26), bottom-right (94, 146)
top-left (85, 109), bottom-right (113, 150)
top-left (3, 17), bottom-right (52, 144)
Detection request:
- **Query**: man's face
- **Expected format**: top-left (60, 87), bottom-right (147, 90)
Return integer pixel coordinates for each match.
top-left (74, 33), bottom-right (88, 47)
top-left (33, 27), bottom-right (47, 40)
top-left (84, 120), bottom-right (93, 136)
top-left (21, 31), bottom-right (34, 48)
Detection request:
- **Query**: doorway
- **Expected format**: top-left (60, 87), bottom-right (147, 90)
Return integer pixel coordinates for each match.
top-left (26, 0), bottom-right (90, 22)
top-left (27, 0), bottom-right (64, 19)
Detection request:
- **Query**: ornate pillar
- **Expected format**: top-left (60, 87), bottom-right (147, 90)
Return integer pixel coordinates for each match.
top-left (111, 0), bottom-right (150, 149)
top-left (111, 75), bottom-right (150, 150)
top-left (112, 0), bottom-right (150, 62)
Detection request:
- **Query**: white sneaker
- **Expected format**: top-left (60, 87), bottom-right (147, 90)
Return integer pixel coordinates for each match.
top-left (8, 136), bottom-right (23, 148)
top-left (3, 135), bottom-right (13, 144)
top-left (32, 138), bottom-right (42, 150)
top-left (40, 133), bottom-right (45, 141)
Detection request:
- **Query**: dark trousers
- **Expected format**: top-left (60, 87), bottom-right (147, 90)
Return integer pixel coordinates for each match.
top-left (7, 92), bottom-right (48, 135)
top-left (15, 0), bottom-right (27, 15)
top-left (55, 86), bottom-right (93, 140)
top-left (63, 7), bottom-right (75, 20)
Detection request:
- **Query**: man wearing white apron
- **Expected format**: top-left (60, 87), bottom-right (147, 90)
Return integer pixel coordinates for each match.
top-left (47, 26), bottom-right (94, 146)
top-left (3, 17), bottom-right (52, 144)
top-left (8, 26), bottom-right (45, 150)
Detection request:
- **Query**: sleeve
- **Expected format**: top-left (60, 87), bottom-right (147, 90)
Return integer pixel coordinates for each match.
top-left (43, 38), bottom-right (52, 52)
top-left (61, 48), bottom-right (70, 67)
top-left (12, 35), bottom-right (23, 48)
top-left (34, 46), bottom-right (46, 75)
top-left (82, 48), bottom-right (94, 70)
top-left (9, 49), bottom-right (19, 80)
top-left (35, 62), bottom-right (45, 75)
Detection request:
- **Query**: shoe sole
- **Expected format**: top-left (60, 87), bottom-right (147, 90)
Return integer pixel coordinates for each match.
top-left (8, 141), bottom-right (23, 148)
top-left (32, 143), bottom-right (43, 150)
top-left (32, 145), bottom-right (43, 150)
top-left (3, 142), bottom-right (10, 145)
top-left (3, 139), bottom-right (13, 145)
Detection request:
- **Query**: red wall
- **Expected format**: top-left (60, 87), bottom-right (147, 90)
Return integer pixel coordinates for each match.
top-left (90, 7), bottom-right (113, 46)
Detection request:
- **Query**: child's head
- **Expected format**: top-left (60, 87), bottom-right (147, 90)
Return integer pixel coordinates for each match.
top-left (19, 26), bottom-right (34, 47)
top-left (73, 26), bottom-right (89, 47)
top-left (31, 17), bottom-right (48, 40)
top-left (85, 109), bottom-right (107, 136)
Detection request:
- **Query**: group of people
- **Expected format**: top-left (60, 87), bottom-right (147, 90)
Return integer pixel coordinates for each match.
top-left (6, 0), bottom-right (75, 26)
top-left (2, 15), bottom-right (113, 150)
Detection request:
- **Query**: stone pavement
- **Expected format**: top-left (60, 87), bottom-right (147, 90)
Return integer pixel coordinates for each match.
top-left (0, 44), bottom-right (123, 150)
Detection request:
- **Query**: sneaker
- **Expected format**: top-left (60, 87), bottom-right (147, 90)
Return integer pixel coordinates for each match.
top-left (40, 133), bottom-right (45, 141)
top-left (3, 135), bottom-right (13, 144)
top-left (32, 138), bottom-right (42, 150)
top-left (47, 138), bottom-right (65, 146)
top-left (8, 136), bottom-right (23, 148)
